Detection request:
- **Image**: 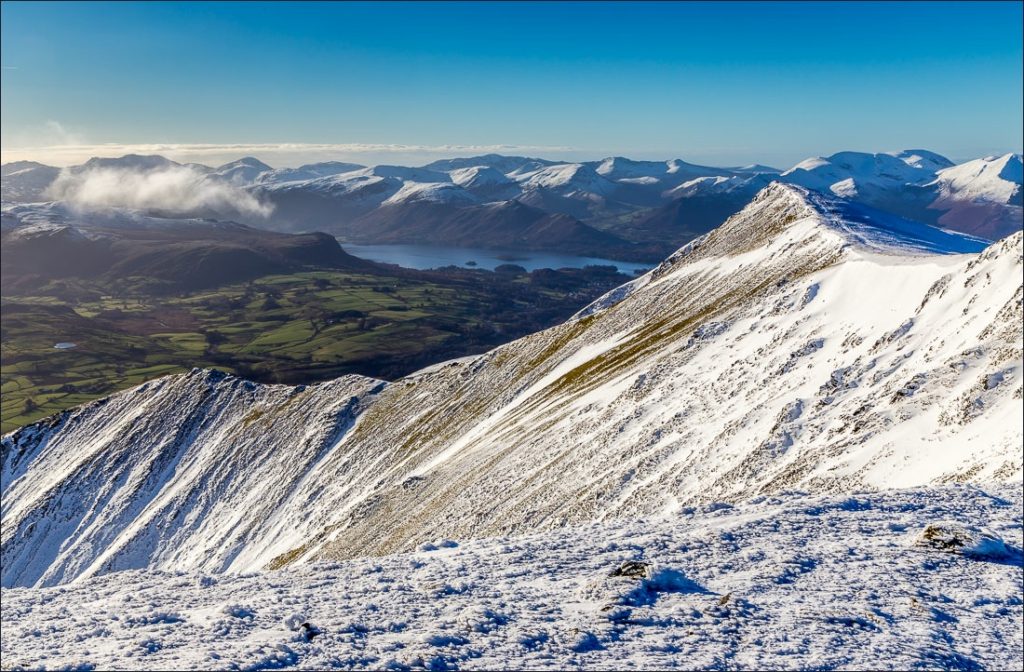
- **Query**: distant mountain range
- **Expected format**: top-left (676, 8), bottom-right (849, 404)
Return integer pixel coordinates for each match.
top-left (2, 150), bottom-right (1021, 262)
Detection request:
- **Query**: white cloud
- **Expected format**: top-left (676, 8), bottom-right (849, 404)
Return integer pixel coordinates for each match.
top-left (46, 164), bottom-right (273, 217)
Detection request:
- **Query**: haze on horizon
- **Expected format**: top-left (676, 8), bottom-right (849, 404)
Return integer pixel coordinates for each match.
top-left (1, 1), bottom-right (1022, 169)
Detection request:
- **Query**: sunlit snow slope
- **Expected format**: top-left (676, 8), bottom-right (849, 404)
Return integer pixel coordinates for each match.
top-left (3, 184), bottom-right (1021, 588)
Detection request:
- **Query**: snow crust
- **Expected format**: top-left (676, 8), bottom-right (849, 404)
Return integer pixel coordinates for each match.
top-left (2, 486), bottom-right (1020, 671)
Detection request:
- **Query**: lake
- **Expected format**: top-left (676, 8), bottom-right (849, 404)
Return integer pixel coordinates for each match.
top-left (342, 243), bottom-right (653, 275)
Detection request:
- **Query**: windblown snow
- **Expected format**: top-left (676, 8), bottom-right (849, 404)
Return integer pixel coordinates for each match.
top-left (1, 487), bottom-right (1020, 670)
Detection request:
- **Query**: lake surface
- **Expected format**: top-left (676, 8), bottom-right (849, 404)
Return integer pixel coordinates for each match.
top-left (343, 243), bottom-right (653, 275)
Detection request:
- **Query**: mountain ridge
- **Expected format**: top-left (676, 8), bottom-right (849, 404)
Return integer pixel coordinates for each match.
top-left (3, 184), bottom-right (1019, 588)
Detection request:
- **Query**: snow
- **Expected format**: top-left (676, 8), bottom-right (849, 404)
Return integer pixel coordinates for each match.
top-left (889, 149), bottom-right (954, 172)
top-left (515, 163), bottom-right (616, 195)
top-left (1, 486), bottom-right (1020, 671)
top-left (382, 181), bottom-right (479, 206)
top-left (931, 153), bottom-right (1023, 205)
top-left (211, 157), bottom-right (274, 186)
top-left (593, 157), bottom-right (675, 181)
top-left (802, 188), bottom-right (991, 254)
top-left (781, 151), bottom-right (943, 194)
top-left (254, 162), bottom-right (366, 185)
top-left (262, 171), bottom-right (396, 199)
top-left (1, 200), bottom-right (253, 235)
top-left (448, 166), bottom-right (514, 189)
top-left (664, 174), bottom-right (771, 199)
top-left (364, 165), bottom-right (453, 184)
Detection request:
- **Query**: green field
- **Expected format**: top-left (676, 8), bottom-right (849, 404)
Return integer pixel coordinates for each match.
top-left (1, 267), bottom-right (627, 433)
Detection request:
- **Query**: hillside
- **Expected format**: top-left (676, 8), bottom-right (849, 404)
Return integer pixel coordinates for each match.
top-left (1, 203), bottom-right (375, 293)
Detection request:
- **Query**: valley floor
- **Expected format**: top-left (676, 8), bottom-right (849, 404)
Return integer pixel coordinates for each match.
top-left (2, 486), bottom-right (1021, 671)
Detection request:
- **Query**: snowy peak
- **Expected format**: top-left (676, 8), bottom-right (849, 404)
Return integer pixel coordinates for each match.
top-left (361, 165), bottom-right (452, 183)
top-left (254, 161), bottom-right (365, 185)
top-left (448, 165), bottom-right (514, 189)
top-left (516, 163), bottom-right (615, 194)
top-left (728, 163), bottom-right (782, 174)
top-left (0, 162), bottom-right (61, 202)
top-left (781, 150), bottom-right (941, 195)
top-left (212, 157), bottom-right (274, 185)
top-left (593, 157), bottom-right (672, 180)
top-left (890, 149), bottom-right (954, 171)
top-left (932, 153), bottom-right (1023, 205)
top-left (77, 154), bottom-right (182, 173)
top-left (1, 160), bottom-right (56, 176)
top-left (382, 181), bottom-right (479, 206)
top-left (686, 182), bottom-right (987, 263)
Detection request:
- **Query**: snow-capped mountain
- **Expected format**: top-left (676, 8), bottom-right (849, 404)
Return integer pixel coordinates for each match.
top-left (382, 181), bottom-right (480, 206)
top-left (780, 150), bottom-right (951, 196)
top-left (71, 153), bottom-right (184, 173)
top-left (0, 161), bottom-right (61, 202)
top-left (448, 165), bottom-right (520, 200)
top-left (917, 153), bottom-right (1024, 241)
top-left (932, 153), bottom-right (1022, 204)
top-left (211, 157), bottom-right (274, 185)
top-left (3, 183), bottom-right (1020, 588)
top-left (593, 156), bottom-right (734, 189)
top-left (253, 161), bottom-right (366, 185)
top-left (3, 149), bottom-right (1020, 256)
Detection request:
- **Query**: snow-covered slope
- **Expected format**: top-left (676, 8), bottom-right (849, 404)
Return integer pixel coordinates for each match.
top-left (2, 374), bottom-right (385, 587)
top-left (780, 150), bottom-right (949, 196)
top-left (2, 486), bottom-right (1020, 671)
top-left (382, 181), bottom-right (480, 206)
top-left (925, 154), bottom-right (1024, 240)
top-left (3, 184), bottom-right (1021, 588)
top-left (515, 163), bottom-right (617, 195)
top-left (591, 157), bottom-right (735, 188)
top-left (0, 161), bottom-right (61, 202)
top-left (931, 153), bottom-right (1023, 205)
top-left (254, 161), bottom-right (366, 185)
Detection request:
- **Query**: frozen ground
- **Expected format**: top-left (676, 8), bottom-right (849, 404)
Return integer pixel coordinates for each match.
top-left (2, 486), bottom-right (1021, 671)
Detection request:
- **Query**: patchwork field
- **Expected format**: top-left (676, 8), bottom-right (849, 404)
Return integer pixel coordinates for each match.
top-left (1, 266), bottom-right (628, 433)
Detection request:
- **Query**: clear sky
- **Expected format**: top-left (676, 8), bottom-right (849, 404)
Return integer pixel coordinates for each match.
top-left (1, 1), bottom-right (1021, 168)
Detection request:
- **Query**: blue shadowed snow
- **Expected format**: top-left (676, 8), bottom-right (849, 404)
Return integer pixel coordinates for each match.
top-left (804, 189), bottom-right (991, 255)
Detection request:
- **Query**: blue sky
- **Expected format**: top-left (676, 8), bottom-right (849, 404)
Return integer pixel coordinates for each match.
top-left (1, 1), bottom-right (1021, 167)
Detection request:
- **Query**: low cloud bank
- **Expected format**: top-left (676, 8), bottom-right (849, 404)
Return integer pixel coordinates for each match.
top-left (46, 165), bottom-right (273, 217)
